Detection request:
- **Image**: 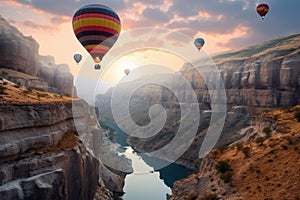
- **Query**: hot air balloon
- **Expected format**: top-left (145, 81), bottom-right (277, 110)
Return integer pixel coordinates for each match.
top-left (194, 38), bottom-right (205, 51)
top-left (72, 4), bottom-right (121, 69)
top-left (256, 4), bottom-right (269, 20)
top-left (124, 69), bottom-right (130, 76)
top-left (73, 53), bottom-right (82, 64)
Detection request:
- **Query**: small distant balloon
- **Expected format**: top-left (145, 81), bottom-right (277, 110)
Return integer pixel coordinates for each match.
top-left (72, 4), bottom-right (121, 69)
top-left (194, 38), bottom-right (205, 51)
top-left (256, 4), bottom-right (269, 20)
top-left (124, 69), bottom-right (130, 75)
top-left (73, 53), bottom-right (82, 64)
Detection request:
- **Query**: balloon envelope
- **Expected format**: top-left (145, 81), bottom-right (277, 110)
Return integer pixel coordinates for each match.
top-left (73, 54), bottom-right (82, 64)
top-left (256, 4), bottom-right (269, 20)
top-left (72, 4), bottom-right (121, 64)
top-left (194, 38), bottom-right (205, 51)
top-left (124, 69), bottom-right (130, 75)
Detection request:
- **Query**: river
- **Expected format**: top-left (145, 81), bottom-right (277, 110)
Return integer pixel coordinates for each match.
top-left (103, 121), bottom-right (192, 200)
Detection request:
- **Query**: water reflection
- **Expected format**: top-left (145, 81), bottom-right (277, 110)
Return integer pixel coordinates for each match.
top-left (103, 121), bottom-right (193, 199)
top-left (121, 147), bottom-right (171, 200)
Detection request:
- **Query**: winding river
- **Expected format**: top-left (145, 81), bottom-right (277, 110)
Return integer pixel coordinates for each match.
top-left (103, 121), bottom-right (192, 200)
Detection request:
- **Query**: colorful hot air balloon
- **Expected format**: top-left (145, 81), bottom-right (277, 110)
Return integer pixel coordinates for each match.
top-left (73, 53), bottom-right (82, 64)
top-left (72, 4), bottom-right (121, 68)
top-left (194, 38), bottom-right (205, 51)
top-left (124, 69), bottom-right (130, 76)
top-left (256, 4), bottom-right (269, 20)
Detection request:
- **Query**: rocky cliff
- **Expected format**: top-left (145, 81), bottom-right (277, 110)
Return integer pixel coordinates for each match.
top-left (97, 33), bottom-right (300, 170)
top-left (182, 32), bottom-right (300, 113)
top-left (0, 15), bottom-right (74, 96)
top-left (0, 80), bottom-right (128, 200)
top-left (170, 105), bottom-right (300, 199)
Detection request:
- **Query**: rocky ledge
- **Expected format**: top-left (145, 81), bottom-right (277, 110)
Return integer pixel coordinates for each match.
top-left (0, 97), bottom-right (127, 200)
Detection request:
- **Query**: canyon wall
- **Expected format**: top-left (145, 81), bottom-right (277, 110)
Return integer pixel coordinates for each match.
top-left (0, 15), bottom-right (74, 96)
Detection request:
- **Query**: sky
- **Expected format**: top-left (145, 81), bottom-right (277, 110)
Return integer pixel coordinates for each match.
top-left (0, 0), bottom-right (300, 86)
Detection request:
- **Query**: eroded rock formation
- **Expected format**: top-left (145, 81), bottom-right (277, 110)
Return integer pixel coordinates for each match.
top-left (0, 15), bottom-right (74, 96)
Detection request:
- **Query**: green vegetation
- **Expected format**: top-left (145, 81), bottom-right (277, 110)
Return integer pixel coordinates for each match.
top-left (220, 171), bottom-right (233, 183)
top-left (27, 86), bottom-right (45, 92)
top-left (99, 120), bottom-right (110, 129)
top-left (242, 146), bottom-right (251, 158)
top-left (0, 71), bottom-right (8, 77)
top-left (294, 111), bottom-right (300, 122)
top-left (216, 161), bottom-right (231, 174)
top-left (217, 145), bottom-right (227, 153)
top-left (0, 85), bottom-right (5, 94)
top-left (14, 82), bottom-right (21, 88)
top-left (255, 137), bottom-right (265, 144)
top-left (216, 161), bottom-right (233, 183)
top-left (235, 142), bottom-right (244, 151)
top-left (263, 127), bottom-right (272, 135)
top-left (108, 131), bottom-right (115, 141)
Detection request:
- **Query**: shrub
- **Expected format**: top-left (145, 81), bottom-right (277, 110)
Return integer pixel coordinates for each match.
top-left (220, 171), bottom-right (233, 183)
top-left (263, 127), bottom-right (272, 135)
top-left (255, 137), bottom-right (265, 144)
top-left (30, 87), bottom-right (45, 92)
top-left (242, 146), bottom-right (251, 158)
top-left (236, 142), bottom-right (244, 151)
top-left (0, 85), bottom-right (5, 94)
top-left (216, 161), bottom-right (231, 173)
top-left (0, 71), bottom-right (8, 77)
top-left (217, 145), bottom-right (227, 153)
top-left (294, 111), bottom-right (300, 122)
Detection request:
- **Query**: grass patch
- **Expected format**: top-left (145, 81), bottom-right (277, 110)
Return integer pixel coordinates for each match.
top-left (294, 111), bottom-right (300, 122)
top-left (31, 132), bottom-right (78, 154)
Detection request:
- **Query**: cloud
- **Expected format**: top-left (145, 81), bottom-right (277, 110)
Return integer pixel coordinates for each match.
top-left (142, 8), bottom-right (171, 25)
top-left (2, 0), bottom-right (300, 51)
top-left (9, 0), bottom-right (127, 16)
top-left (51, 16), bottom-right (69, 25)
top-left (22, 20), bottom-right (54, 31)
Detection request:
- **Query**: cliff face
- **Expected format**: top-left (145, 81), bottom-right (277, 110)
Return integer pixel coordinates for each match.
top-left (181, 33), bottom-right (300, 113)
top-left (170, 106), bottom-right (300, 200)
top-left (0, 17), bottom-right (39, 76)
top-left (0, 99), bottom-right (97, 200)
top-left (0, 82), bottom-right (125, 200)
top-left (0, 15), bottom-right (74, 96)
top-left (97, 33), bottom-right (300, 170)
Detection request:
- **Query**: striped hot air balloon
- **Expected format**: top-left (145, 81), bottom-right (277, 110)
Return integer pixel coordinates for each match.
top-left (72, 4), bottom-right (121, 65)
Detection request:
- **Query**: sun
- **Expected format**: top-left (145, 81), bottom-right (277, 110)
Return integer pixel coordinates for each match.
top-left (100, 48), bottom-right (186, 84)
top-left (101, 55), bottom-right (138, 83)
